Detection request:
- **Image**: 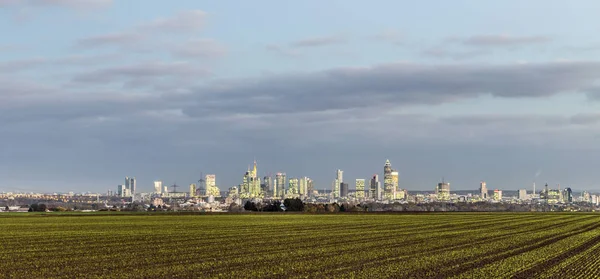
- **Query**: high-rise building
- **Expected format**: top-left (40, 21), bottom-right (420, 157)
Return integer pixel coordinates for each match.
top-left (263, 176), bottom-right (272, 196)
top-left (340, 182), bottom-right (349, 198)
top-left (205, 174), bottom-right (219, 197)
top-left (163, 186), bottom-right (168, 194)
top-left (563, 187), bottom-right (573, 203)
top-left (125, 177), bottom-right (136, 197)
top-left (299, 177), bottom-right (310, 196)
top-left (189, 183), bottom-right (196, 197)
top-left (370, 175), bottom-right (380, 200)
top-left (154, 181), bottom-right (163, 194)
top-left (480, 181), bottom-right (488, 199)
top-left (493, 189), bottom-right (502, 201)
top-left (275, 173), bottom-right (286, 198)
top-left (333, 169), bottom-right (343, 198)
top-left (288, 178), bottom-right (299, 196)
top-left (384, 160), bottom-right (396, 200)
top-left (436, 181), bottom-right (450, 201)
top-left (355, 179), bottom-right (365, 199)
top-left (391, 171), bottom-right (399, 199)
top-left (117, 184), bottom-right (126, 197)
top-left (307, 178), bottom-right (314, 197)
top-left (518, 189), bottom-right (528, 200)
top-left (241, 161), bottom-right (261, 198)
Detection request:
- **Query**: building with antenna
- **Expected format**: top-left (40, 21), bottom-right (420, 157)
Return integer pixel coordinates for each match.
top-left (436, 181), bottom-right (450, 201)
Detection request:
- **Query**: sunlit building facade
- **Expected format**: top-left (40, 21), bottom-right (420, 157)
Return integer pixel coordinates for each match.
top-left (275, 173), bottom-right (286, 198)
top-left (384, 160), bottom-right (395, 200)
top-left (355, 179), bottom-right (365, 199)
top-left (436, 182), bottom-right (450, 201)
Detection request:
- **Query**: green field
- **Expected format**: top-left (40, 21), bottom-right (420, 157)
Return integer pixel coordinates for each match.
top-left (1, 213), bottom-right (600, 278)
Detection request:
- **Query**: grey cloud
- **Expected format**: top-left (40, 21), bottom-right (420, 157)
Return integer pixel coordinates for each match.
top-left (171, 39), bottom-right (227, 58)
top-left (181, 61), bottom-right (600, 117)
top-left (72, 61), bottom-right (211, 84)
top-left (76, 32), bottom-right (143, 48)
top-left (421, 48), bottom-right (489, 60)
top-left (0, 0), bottom-right (111, 9)
top-left (290, 35), bottom-right (346, 47)
top-left (140, 10), bottom-right (206, 32)
top-left (265, 44), bottom-right (301, 57)
top-left (371, 29), bottom-right (402, 43)
top-left (461, 34), bottom-right (551, 47)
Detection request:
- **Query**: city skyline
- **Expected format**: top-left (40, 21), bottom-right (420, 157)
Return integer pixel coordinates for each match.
top-left (4, 1), bottom-right (600, 192)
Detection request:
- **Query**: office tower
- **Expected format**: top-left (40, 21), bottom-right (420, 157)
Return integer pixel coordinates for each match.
top-left (125, 177), bottom-right (136, 197)
top-left (518, 189), bottom-right (527, 200)
top-left (275, 173), bottom-right (286, 198)
top-left (391, 171), bottom-right (399, 199)
top-left (563, 187), bottom-right (573, 203)
top-left (370, 175), bottom-right (380, 199)
top-left (117, 185), bottom-right (125, 197)
top-left (436, 181), bottom-right (450, 201)
top-left (189, 183), bottom-right (196, 197)
top-left (263, 176), bottom-right (272, 196)
top-left (493, 189), bottom-right (502, 201)
top-left (241, 161), bottom-right (261, 198)
top-left (480, 181), bottom-right (488, 199)
top-left (355, 179), bottom-right (365, 199)
top-left (299, 177), bottom-right (309, 196)
top-left (340, 182), bottom-right (349, 198)
top-left (205, 174), bottom-right (219, 197)
top-left (307, 178), bottom-right (314, 197)
top-left (154, 181), bottom-right (163, 194)
top-left (163, 186), bottom-right (168, 194)
top-left (288, 178), bottom-right (299, 195)
top-left (333, 169), bottom-right (343, 198)
top-left (384, 160), bottom-right (396, 200)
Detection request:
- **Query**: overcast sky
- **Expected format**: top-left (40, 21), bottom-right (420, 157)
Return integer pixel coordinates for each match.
top-left (2, 0), bottom-right (600, 193)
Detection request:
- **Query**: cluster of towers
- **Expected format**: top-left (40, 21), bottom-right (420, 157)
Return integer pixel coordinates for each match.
top-left (235, 161), bottom-right (314, 199)
top-left (334, 159), bottom-right (401, 200)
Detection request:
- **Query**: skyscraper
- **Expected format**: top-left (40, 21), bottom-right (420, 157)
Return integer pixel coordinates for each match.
top-left (355, 179), bottom-right (365, 199)
top-left (436, 181), bottom-right (450, 201)
top-left (480, 181), bottom-right (488, 199)
top-left (383, 160), bottom-right (396, 200)
top-left (307, 178), bottom-right (314, 197)
top-left (299, 177), bottom-right (310, 196)
top-left (275, 173), bottom-right (286, 198)
top-left (391, 171), bottom-right (399, 199)
top-left (205, 174), bottom-right (219, 197)
top-left (340, 182), bottom-right (349, 198)
top-left (288, 178), bottom-right (299, 196)
top-left (241, 161), bottom-right (261, 198)
top-left (189, 183), bottom-right (196, 197)
top-left (117, 184), bottom-right (126, 197)
top-left (154, 181), bottom-right (162, 194)
top-left (125, 177), bottom-right (136, 197)
top-left (263, 176), bottom-right (272, 197)
top-left (333, 169), bottom-right (343, 198)
top-left (370, 174), bottom-right (380, 199)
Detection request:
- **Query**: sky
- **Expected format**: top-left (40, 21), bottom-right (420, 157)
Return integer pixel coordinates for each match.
top-left (3, 0), bottom-right (600, 193)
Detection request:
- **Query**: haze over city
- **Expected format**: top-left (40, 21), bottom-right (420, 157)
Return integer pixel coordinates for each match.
top-left (3, 0), bottom-right (600, 193)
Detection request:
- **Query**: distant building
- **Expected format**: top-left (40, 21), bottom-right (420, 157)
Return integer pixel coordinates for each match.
top-left (493, 189), bottom-right (502, 201)
top-left (436, 181), bottom-right (450, 201)
top-left (275, 173), bottom-right (286, 199)
top-left (480, 181), bottom-right (488, 199)
top-left (370, 174), bottom-right (380, 199)
top-left (205, 174), bottom-right (219, 197)
top-left (125, 177), bottom-right (136, 197)
top-left (288, 178), bottom-right (299, 196)
top-left (117, 184), bottom-right (126, 197)
top-left (189, 183), bottom-right (196, 197)
top-left (333, 170), bottom-right (343, 198)
top-left (384, 160), bottom-right (397, 200)
top-left (518, 189), bottom-right (527, 200)
top-left (306, 178), bottom-right (314, 197)
top-left (355, 179), bottom-right (365, 199)
top-left (263, 176), bottom-right (272, 196)
top-left (154, 181), bottom-right (163, 194)
top-left (563, 187), bottom-right (573, 203)
top-left (340, 182), bottom-right (349, 198)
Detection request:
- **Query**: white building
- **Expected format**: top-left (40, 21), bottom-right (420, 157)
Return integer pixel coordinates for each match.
top-left (154, 181), bottom-right (163, 194)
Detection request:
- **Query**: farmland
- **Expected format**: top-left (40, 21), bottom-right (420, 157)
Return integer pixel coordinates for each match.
top-left (1, 213), bottom-right (600, 278)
